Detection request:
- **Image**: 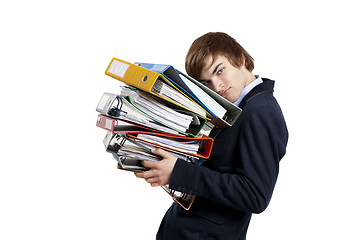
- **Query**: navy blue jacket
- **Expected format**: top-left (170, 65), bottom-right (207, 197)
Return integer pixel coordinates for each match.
top-left (156, 79), bottom-right (288, 240)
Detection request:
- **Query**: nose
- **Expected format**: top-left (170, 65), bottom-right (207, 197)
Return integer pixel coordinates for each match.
top-left (210, 77), bottom-right (224, 94)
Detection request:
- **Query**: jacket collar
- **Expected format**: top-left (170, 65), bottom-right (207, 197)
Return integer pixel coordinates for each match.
top-left (238, 78), bottom-right (275, 109)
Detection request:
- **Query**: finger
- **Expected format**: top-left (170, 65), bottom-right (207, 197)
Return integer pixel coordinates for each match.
top-left (151, 148), bottom-right (173, 158)
top-left (145, 177), bottom-right (161, 187)
top-left (142, 160), bottom-right (158, 169)
top-left (150, 182), bottom-right (161, 187)
top-left (134, 172), bottom-right (144, 178)
top-left (145, 176), bottom-right (156, 184)
top-left (134, 169), bottom-right (153, 179)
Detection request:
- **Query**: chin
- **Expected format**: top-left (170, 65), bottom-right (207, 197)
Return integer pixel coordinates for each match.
top-left (226, 97), bottom-right (236, 103)
top-left (228, 95), bottom-right (240, 103)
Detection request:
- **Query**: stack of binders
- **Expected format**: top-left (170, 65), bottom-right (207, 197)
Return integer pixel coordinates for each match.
top-left (96, 57), bottom-right (242, 210)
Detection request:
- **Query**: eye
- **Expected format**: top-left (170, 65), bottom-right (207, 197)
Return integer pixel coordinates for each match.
top-left (201, 80), bottom-right (211, 86)
top-left (217, 68), bottom-right (224, 75)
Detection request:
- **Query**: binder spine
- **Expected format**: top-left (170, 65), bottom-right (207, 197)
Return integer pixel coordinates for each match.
top-left (106, 58), bottom-right (159, 93)
top-left (106, 58), bottom-right (130, 79)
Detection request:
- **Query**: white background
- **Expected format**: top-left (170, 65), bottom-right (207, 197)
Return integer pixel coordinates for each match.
top-left (1, 0), bottom-right (359, 239)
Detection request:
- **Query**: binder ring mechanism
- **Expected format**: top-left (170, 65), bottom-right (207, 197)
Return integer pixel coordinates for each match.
top-left (107, 96), bottom-right (124, 117)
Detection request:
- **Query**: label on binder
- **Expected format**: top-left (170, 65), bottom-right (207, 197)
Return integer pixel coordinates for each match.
top-left (107, 59), bottom-right (130, 78)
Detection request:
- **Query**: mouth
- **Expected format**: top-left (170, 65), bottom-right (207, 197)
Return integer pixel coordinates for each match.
top-left (220, 87), bottom-right (230, 97)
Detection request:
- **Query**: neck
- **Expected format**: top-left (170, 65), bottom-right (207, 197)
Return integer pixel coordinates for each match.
top-left (244, 70), bottom-right (256, 87)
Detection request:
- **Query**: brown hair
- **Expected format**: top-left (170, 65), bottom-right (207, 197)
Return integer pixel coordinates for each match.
top-left (185, 32), bottom-right (254, 80)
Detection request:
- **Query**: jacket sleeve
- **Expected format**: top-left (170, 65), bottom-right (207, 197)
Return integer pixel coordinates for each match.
top-left (169, 106), bottom-right (288, 213)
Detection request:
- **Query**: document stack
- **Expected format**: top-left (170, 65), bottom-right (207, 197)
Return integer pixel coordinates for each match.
top-left (96, 57), bottom-right (242, 210)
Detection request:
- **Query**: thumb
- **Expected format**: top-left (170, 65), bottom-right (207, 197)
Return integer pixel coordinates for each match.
top-left (151, 148), bottom-right (172, 158)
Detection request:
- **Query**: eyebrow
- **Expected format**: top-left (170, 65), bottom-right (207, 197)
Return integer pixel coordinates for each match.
top-left (212, 63), bottom-right (223, 75)
top-left (199, 79), bottom-right (208, 84)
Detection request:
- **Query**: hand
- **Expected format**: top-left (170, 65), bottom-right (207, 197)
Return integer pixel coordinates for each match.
top-left (134, 148), bottom-right (177, 187)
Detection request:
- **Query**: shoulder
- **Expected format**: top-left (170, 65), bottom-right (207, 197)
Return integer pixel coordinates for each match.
top-left (239, 78), bottom-right (283, 118)
top-left (241, 92), bottom-right (282, 120)
top-left (235, 86), bottom-right (287, 136)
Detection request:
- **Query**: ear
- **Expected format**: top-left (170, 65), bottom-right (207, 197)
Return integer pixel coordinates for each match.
top-left (236, 55), bottom-right (246, 69)
top-left (241, 54), bottom-right (246, 66)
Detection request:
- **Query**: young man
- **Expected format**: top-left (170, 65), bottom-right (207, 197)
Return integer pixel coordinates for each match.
top-left (135, 32), bottom-right (288, 239)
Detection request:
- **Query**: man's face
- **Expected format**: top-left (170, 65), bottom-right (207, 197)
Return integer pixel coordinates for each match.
top-left (199, 55), bottom-right (249, 103)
